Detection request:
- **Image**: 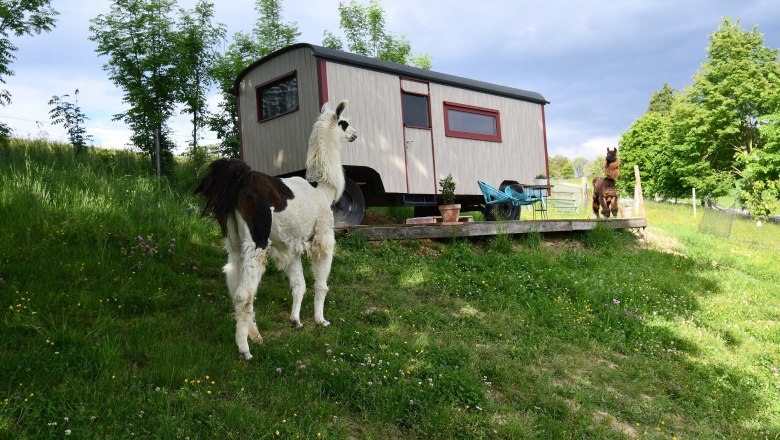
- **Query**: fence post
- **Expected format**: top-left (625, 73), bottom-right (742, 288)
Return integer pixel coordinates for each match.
top-left (692, 188), bottom-right (697, 219)
top-left (581, 176), bottom-right (588, 212)
top-left (155, 129), bottom-right (161, 177)
top-left (633, 165), bottom-right (645, 217)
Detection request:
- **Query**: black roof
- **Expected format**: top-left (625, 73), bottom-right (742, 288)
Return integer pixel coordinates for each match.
top-left (231, 43), bottom-right (548, 105)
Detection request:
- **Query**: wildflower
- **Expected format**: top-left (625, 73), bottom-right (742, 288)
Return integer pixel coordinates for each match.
top-left (275, 368), bottom-right (282, 374)
top-left (65, 429), bottom-right (71, 436)
top-left (612, 298), bottom-right (621, 305)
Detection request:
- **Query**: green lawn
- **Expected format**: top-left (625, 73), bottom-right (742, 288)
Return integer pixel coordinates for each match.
top-left (1, 140), bottom-right (779, 439)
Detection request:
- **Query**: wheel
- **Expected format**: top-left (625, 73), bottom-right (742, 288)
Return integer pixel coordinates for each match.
top-left (332, 177), bottom-right (365, 227)
top-left (484, 182), bottom-right (520, 221)
top-left (484, 203), bottom-right (519, 221)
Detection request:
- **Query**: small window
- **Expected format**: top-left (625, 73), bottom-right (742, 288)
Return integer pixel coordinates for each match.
top-left (256, 72), bottom-right (299, 121)
top-left (443, 102), bottom-right (501, 142)
top-left (402, 92), bottom-right (430, 128)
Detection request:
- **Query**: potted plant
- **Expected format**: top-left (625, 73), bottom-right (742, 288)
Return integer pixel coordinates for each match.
top-left (438, 174), bottom-right (461, 224)
top-left (534, 173), bottom-right (548, 186)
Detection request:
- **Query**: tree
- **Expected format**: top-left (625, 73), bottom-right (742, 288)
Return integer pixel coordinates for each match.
top-left (681, 18), bottom-right (780, 199)
top-left (647, 83), bottom-right (675, 114)
top-left (322, 0), bottom-right (432, 69)
top-left (90, 0), bottom-right (180, 174)
top-left (571, 157), bottom-right (588, 178)
top-left (619, 18), bottom-right (780, 212)
top-left (49, 89), bottom-right (92, 155)
top-left (739, 112), bottom-right (780, 217)
top-left (0, 0), bottom-right (58, 139)
top-left (208, 0), bottom-right (300, 157)
top-left (175, 0), bottom-right (225, 151)
top-left (548, 155), bottom-right (574, 179)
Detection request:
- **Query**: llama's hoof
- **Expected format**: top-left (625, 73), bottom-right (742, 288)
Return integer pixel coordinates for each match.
top-left (249, 325), bottom-right (263, 344)
top-left (239, 351), bottom-right (253, 361)
top-left (316, 319), bottom-right (331, 327)
top-left (290, 320), bottom-right (304, 329)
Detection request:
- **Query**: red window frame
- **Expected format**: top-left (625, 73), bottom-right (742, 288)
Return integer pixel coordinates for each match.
top-left (256, 70), bottom-right (299, 122)
top-left (443, 101), bottom-right (502, 142)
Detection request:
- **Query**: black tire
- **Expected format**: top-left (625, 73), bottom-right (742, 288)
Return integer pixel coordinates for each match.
top-left (484, 182), bottom-right (520, 221)
top-left (332, 177), bottom-right (365, 227)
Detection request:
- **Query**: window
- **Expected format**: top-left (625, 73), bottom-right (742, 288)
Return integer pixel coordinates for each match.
top-left (402, 92), bottom-right (430, 128)
top-left (256, 72), bottom-right (299, 121)
top-left (443, 102), bottom-right (501, 142)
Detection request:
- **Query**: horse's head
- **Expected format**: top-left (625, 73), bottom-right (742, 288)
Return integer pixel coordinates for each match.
top-left (321, 100), bottom-right (357, 143)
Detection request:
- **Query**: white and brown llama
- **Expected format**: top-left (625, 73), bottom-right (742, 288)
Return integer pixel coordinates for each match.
top-left (194, 100), bottom-right (357, 360)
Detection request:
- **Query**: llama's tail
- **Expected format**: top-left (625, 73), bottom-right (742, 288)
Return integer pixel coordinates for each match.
top-left (194, 158), bottom-right (273, 249)
top-left (194, 158), bottom-right (251, 223)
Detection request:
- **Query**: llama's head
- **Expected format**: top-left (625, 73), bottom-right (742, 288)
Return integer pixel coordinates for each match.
top-left (321, 100), bottom-right (357, 143)
top-left (606, 147), bottom-right (618, 163)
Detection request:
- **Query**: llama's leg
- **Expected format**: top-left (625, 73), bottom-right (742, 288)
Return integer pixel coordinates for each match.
top-left (284, 256), bottom-right (307, 329)
top-left (592, 195), bottom-right (600, 218)
top-left (231, 213), bottom-right (267, 360)
top-left (611, 197), bottom-right (619, 218)
top-left (311, 234), bottom-right (335, 326)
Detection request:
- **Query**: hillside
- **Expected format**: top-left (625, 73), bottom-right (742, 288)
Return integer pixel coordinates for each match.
top-left (1, 140), bottom-right (778, 439)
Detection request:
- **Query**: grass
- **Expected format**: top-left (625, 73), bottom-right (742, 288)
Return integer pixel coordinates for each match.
top-left (1, 139), bottom-right (779, 439)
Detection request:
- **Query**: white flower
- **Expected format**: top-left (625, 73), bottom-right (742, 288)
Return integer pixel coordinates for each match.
top-left (65, 429), bottom-right (72, 435)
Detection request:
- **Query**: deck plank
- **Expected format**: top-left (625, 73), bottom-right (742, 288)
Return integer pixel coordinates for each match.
top-left (337, 218), bottom-right (647, 241)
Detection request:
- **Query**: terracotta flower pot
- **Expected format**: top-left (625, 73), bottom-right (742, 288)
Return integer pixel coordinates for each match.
top-left (439, 204), bottom-right (461, 223)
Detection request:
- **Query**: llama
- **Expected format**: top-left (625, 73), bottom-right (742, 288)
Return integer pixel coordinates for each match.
top-left (604, 147), bottom-right (620, 181)
top-left (592, 148), bottom-right (620, 218)
top-left (194, 101), bottom-right (357, 360)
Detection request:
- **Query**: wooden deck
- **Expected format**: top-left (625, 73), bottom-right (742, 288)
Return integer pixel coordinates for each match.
top-left (337, 217), bottom-right (648, 241)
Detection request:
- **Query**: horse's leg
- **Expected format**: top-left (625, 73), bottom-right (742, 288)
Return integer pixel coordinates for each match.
top-left (311, 233), bottom-right (335, 327)
top-left (231, 212), bottom-right (266, 360)
top-left (283, 255), bottom-right (306, 329)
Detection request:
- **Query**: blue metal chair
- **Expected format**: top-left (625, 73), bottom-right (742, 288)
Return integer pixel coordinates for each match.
top-left (477, 181), bottom-right (542, 219)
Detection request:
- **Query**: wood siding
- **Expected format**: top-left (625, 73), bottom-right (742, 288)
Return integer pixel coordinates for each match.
top-left (429, 83), bottom-right (546, 196)
top-left (237, 48), bottom-right (547, 197)
top-left (238, 47), bottom-right (320, 175)
top-left (325, 61), bottom-right (408, 193)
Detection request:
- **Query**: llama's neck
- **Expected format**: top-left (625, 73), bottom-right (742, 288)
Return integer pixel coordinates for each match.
top-left (305, 120), bottom-right (345, 203)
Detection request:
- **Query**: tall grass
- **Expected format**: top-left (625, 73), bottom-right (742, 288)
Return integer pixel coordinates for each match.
top-left (1, 140), bottom-right (778, 439)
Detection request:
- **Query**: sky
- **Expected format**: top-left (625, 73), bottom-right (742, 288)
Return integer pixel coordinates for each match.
top-left (2, 0), bottom-right (780, 161)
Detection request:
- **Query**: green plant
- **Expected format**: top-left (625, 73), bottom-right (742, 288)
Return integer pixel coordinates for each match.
top-left (439, 173), bottom-right (456, 205)
top-left (2, 139), bottom-right (780, 439)
top-left (535, 173), bottom-right (547, 180)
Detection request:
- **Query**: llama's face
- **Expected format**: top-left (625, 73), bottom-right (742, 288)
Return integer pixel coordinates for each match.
top-left (337, 118), bottom-right (357, 143)
top-left (334, 100), bottom-right (357, 143)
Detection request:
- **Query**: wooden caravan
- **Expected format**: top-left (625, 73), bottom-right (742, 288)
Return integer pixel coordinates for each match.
top-left (232, 43), bottom-right (550, 225)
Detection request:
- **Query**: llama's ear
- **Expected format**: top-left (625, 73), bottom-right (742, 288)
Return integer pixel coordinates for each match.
top-left (320, 102), bottom-right (330, 114)
top-left (335, 100), bottom-right (348, 118)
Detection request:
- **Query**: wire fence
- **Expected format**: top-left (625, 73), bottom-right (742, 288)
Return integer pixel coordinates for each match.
top-left (698, 200), bottom-right (779, 245)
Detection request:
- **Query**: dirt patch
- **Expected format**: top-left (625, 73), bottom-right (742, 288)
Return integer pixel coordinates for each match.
top-left (361, 210), bottom-right (401, 225)
top-left (645, 228), bottom-right (688, 257)
top-left (593, 410), bottom-right (638, 438)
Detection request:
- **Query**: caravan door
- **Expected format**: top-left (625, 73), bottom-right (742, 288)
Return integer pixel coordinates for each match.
top-left (401, 79), bottom-right (436, 195)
